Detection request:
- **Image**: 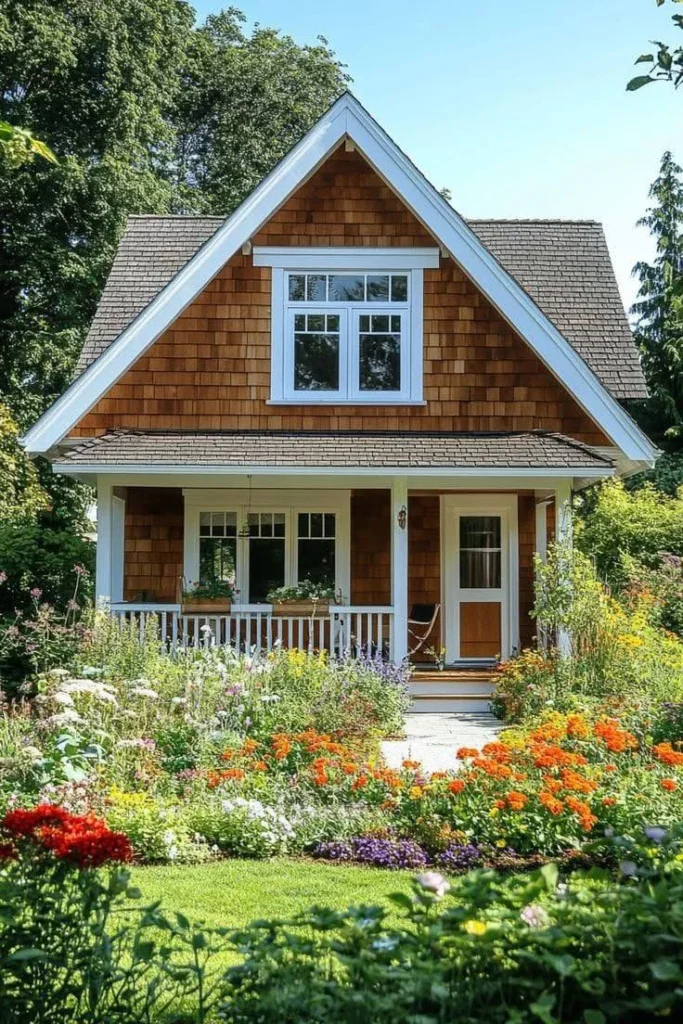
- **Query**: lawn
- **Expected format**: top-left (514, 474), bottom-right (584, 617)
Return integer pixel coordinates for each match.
top-left (132, 857), bottom-right (415, 932)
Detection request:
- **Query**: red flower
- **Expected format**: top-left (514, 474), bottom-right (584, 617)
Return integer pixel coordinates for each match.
top-left (2, 804), bottom-right (70, 837)
top-left (661, 778), bottom-right (677, 792)
top-left (1, 806), bottom-right (132, 868)
top-left (448, 779), bottom-right (465, 794)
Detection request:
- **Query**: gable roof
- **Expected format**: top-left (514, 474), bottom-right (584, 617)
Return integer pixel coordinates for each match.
top-left (53, 429), bottom-right (614, 475)
top-left (22, 92), bottom-right (656, 465)
top-left (75, 214), bottom-right (646, 401)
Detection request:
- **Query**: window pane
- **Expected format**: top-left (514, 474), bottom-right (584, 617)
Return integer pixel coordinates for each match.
top-left (200, 511), bottom-right (211, 534)
top-left (294, 313), bottom-right (305, 331)
top-left (359, 333), bottom-right (401, 391)
top-left (367, 275), bottom-right (389, 301)
top-left (391, 275), bottom-right (408, 301)
top-left (273, 513), bottom-right (286, 538)
top-left (310, 512), bottom-right (323, 537)
top-left (328, 274), bottom-right (364, 301)
top-left (324, 513), bottom-right (336, 538)
top-left (250, 539), bottom-right (285, 602)
top-left (298, 512), bottom-right (309, 537)
top-left (200, 537), bottom-right (236, 586)
top-left (359, 314), bottom-right (370, 332)
top-left (391, 315), bottom-right (401, 332)
top-left (371, 314), bottom-right (389, 332)
top-left (306, 275), bottom-right (327, 301)
top-left (460, 516), bottom-right (501, 550)
top-left (307, 314), bottom-right (325, 331)
top-left (460, 551), bottom-right (501, 589)
top-left (295, 332), bottom-right (340, 391)
top-left (211, 512), bottom-right (225, 537)
top-left (298, 538), bottom-right (335, 589)
top-left (289, 275), bottom-right (305, 301)
top-left (327, 314), bottom-right (339, 331)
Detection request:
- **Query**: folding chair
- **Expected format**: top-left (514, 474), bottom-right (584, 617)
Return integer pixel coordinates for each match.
top-left (408, 603), bottom-right (441, 656)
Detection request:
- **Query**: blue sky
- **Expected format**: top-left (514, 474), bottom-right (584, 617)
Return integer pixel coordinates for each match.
top-left (193, 0), bottom-right (680, 309)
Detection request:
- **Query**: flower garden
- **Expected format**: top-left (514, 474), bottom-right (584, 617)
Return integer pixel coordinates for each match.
top-left (1, 542), bottom-right (683, 1019)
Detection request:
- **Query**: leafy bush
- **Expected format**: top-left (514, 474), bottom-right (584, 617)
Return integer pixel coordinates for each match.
top-left (222, 859), bottom-right (683, 1023)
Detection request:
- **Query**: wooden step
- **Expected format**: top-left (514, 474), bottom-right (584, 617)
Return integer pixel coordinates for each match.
top-left (409, 678), bottom-right (492, 696)
top-left (409, 695), bottom-right (492, 714)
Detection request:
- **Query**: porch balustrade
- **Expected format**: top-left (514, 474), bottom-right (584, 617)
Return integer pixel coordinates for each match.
top-left (109, 603), bottom-right (395, 660)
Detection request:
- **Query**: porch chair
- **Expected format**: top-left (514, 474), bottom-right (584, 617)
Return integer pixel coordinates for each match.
top-left (408, 603), bottom-right (441, 657)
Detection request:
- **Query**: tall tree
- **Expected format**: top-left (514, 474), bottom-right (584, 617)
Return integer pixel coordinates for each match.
top-left (632, 152), bottom-right (683, 444)
top-left (170, 10), bottom-right (349, 214)
top-left (0, 0), bottom-right (195, 429)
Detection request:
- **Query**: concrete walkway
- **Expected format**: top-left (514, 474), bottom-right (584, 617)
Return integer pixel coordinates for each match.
top-left (382, 711), bottom-right (502, 773)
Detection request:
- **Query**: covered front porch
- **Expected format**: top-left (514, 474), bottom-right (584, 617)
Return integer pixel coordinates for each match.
top-left (53, 429), bottom-right (613, 665)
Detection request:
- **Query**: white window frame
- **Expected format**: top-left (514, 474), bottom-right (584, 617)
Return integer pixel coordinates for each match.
top-left (254, 247), bottom-right (438, 405)
top-left (183, 489), bottom-right (350, 605)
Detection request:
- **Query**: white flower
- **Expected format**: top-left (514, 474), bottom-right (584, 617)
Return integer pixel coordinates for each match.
top-left (171, 696), bottom-right (187, 705)
top-left (53, 691), bottom-right (74, 707)
top-left (63, 680), bottom-right (118, 703)
top-left (47, 709), bottom-right (85, 726)
top-left (21, 746), bottom-right (43, 761)
top-left (415, 871), bottom-right (451, 899)
top-left (167, 845), bottom-right (178, 860)
top-left (200, 624), bottom-right (212, 633)
top-left (520, 904), bottom-right (549, 928)
top-left (260, 694), bottom-right (281, 704)
top-left (130, 687), bottom-right (158, 700)
top-left (372, 936), bottom-right (398, 952)
top-left (48, 668), bottom-right (70, 679)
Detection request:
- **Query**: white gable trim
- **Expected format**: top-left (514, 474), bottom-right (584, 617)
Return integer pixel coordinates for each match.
top-left (22, 93), bottom-right (655, 463)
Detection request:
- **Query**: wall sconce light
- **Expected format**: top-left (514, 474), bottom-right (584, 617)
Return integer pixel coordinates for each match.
top-left (397, 504), bottom-right (407, 530)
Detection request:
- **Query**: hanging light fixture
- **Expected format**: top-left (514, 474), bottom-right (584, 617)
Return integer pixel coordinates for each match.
top-left (238, 474), bottom-right (253, 537)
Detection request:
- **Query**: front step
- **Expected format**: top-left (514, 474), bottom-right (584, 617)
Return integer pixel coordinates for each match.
top-left (408, 665), bottom-right (495, 713)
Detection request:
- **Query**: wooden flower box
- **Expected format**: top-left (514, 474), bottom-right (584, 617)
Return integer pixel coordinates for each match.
top-left (271, 601), bottom-right (329, 617)
top-left (181, 598), bottom-right (231, 615)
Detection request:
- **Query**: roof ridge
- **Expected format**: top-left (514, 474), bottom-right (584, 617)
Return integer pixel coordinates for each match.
top-left (127, 214), bottom-right (226, 221)
top-left (468, 218), bottom-right (600, 226)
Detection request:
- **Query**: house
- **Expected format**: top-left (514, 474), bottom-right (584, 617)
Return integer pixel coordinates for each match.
top-left (22, 93), bottom-right (656, 698)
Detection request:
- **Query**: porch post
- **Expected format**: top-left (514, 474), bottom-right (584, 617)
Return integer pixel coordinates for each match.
top-left (390, 477), bottom-right (409, 663)
top-left (534, 494), bottom-right (548, 564)
top-left (554, 479), bottom-right (573, 656)
top-left (95, 477), bottom-right (113, 605)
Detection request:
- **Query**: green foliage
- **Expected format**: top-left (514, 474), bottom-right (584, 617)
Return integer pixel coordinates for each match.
top-left (0, 404), bottom-right (47, 525)
top-left (267, 580), bottom-right (339, 603)
top-left (631, 150), bottom-right (683, 444)
top-left (628, 0), bottom-right (683, 91)
top-left (221, 862), bottom-right (683, 1023)
top-left (576, 478), bottom-right (683, 585)
top-left (182, 579), bottom-right (235, 601)
top-left (0, 121), bottom-right (57, 167)
top-left (170, 9), bottom-right (349, 214)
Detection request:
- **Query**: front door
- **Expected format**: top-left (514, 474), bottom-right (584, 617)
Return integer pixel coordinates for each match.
top-left (443, 497), bottom-right (518, 663)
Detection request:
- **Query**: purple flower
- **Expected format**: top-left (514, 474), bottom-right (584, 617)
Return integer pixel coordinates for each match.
top-left (314, 837), bottom-right (428, 869)
top-left (436, 843), bottom-right (482, 871)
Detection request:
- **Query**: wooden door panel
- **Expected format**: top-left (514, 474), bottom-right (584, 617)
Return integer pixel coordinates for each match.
top-left (459, 601), bottom-right (501, 659)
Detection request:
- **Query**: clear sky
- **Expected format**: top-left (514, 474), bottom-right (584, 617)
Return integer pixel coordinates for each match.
top-left (192, 0), bottom-right (680, 310)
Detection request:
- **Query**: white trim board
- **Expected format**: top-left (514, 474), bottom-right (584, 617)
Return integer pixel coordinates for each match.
top-left (253, 246), bottom-right (440, 269)
top-left (21, 93), bottom-right (656, 464)
top-left (54, 462), bottom-right (615, 479)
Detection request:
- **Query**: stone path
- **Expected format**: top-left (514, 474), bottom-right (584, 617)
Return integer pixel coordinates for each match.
top-left (381, 712), bottom-right (502, 773)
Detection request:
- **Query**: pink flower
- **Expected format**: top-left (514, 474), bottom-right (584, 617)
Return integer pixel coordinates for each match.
top-left (30, 588), bottom-right (42, 599)
top-left (73, 565), bottom-right (87, 577)
top-left (416, 871), bottom-right (451, 898)
top-left (0, 571), bottom-right (7, 585)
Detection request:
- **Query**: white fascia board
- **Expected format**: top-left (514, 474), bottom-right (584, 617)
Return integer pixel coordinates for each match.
top-left (23, 92), bottom-right (655, 464)
top-left (53, 462), bottom-right (614, 480)
top-left (252, 246), bottom-right (440, 269)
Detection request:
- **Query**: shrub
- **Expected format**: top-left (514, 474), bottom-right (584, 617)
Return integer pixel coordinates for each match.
top-left (221, 858), bottom-right (683, 1023)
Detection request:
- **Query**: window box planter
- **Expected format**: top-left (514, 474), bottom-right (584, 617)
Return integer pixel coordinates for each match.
top-left (271, 600), bottom-right (330, 617)
top-left (181, 598), bottom-right (232, 615)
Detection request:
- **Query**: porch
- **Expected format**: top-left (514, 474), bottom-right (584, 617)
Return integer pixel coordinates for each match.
top-left (95, 475), bottom-right (576, 666)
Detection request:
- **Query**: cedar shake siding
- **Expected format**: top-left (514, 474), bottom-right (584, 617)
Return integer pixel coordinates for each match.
top-left (350, 490), bottom-right (391, 606)
top-left (123, 488), bottom-right (183, 602)
top-left (70, 150), bottom-right (609, 445)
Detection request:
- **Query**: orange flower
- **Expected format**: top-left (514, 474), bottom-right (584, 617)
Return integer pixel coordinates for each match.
top-left (243, 738), bottom-right (259, 755)
top-left (494, 799), bottom-right (506, 810)
top-left (539, 791), bottom-right (564, 816)
top-left (604, 764), bottom-right (617, 773)
top-left (565, 795), bottom-right (597, 831)
top-left (566, 714), bottom-right (590, 740)
top-left (341, 762), bottom-right (358, 775)
top-left (402, 760), bottom-right (421, 770)
top-left (456, 747), bottom-right (479, 760)
top-left (593, 719), bottom-right (638, 754)
top-left (505, 791), bottom-right (528, 811)
top-left (653, 743), bottom-right (683, 767)
top-left (661, 778), bottom-right (678, 792)
top-left (472, 757), bottom-right (513, 779)
top-left (481, 742), bottom-right (512, 763)
top-left (352, 774), bottom-right (368, 791)
top-left (542, 775), bottom-right (563, 794)
top-left (220, 748), bottom-right (234, 761)
top-left (448, 779), bottom-right (465, 794)
top-left (223, 768), bottom-right (245, 781)
top-left (601, 797), bottom-right (617, 807)
top-left (430, 771), bottom-right (448, 780)
top-left (253, 760), bottom-right (268, 771)
top-left (560, 769), bottom-right (598, 794)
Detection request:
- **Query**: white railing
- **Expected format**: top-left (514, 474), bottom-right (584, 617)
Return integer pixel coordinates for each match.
top-left (110, 603), bottom-right (394, 659)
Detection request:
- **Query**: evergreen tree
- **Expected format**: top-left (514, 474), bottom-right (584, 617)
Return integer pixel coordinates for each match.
top-left (632, 151), bottom-right (683, 445)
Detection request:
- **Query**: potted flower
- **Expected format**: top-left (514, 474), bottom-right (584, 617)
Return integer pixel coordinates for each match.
top-left (181, 579), bottom-right (235, 614)
top-left (267, 580), bottom-right (340, 617)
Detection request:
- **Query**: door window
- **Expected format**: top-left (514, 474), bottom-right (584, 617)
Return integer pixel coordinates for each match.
top-left (459, 516), bottom-right (501, 589)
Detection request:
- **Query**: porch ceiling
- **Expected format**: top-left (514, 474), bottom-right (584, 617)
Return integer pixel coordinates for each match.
top-left (53, 429), bottom-right (614, 474)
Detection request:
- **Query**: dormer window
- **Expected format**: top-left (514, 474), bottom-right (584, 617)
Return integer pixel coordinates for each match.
top-left (254, 247), bottom-right (440, 405)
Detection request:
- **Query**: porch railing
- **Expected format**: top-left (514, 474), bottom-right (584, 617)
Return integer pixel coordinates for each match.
top-left (109, 603), bottom-right (394, 659)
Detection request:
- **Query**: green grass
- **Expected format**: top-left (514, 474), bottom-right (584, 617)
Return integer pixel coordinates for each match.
top-left (131, 857), bottom-right (414, 932)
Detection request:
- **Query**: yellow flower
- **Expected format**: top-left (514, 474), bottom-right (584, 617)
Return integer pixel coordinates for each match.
top-left (489, 806), bottom-right (500, 818)
top-left (409, 786), bottom-right (424, 799)
top-left (463, 920), bottom-right (488, 936)
top-left (495, 839), bottom-right (507, 848)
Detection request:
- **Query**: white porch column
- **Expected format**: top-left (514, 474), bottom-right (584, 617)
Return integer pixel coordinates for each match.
top-left (95, 477), bottom-right (113, 605)
top-left (534, 494), bottom-right (548, 564)
top-left (554, 479), bottom-right (573, 656)
top-left (390, 477), bottom-right (409, 663)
